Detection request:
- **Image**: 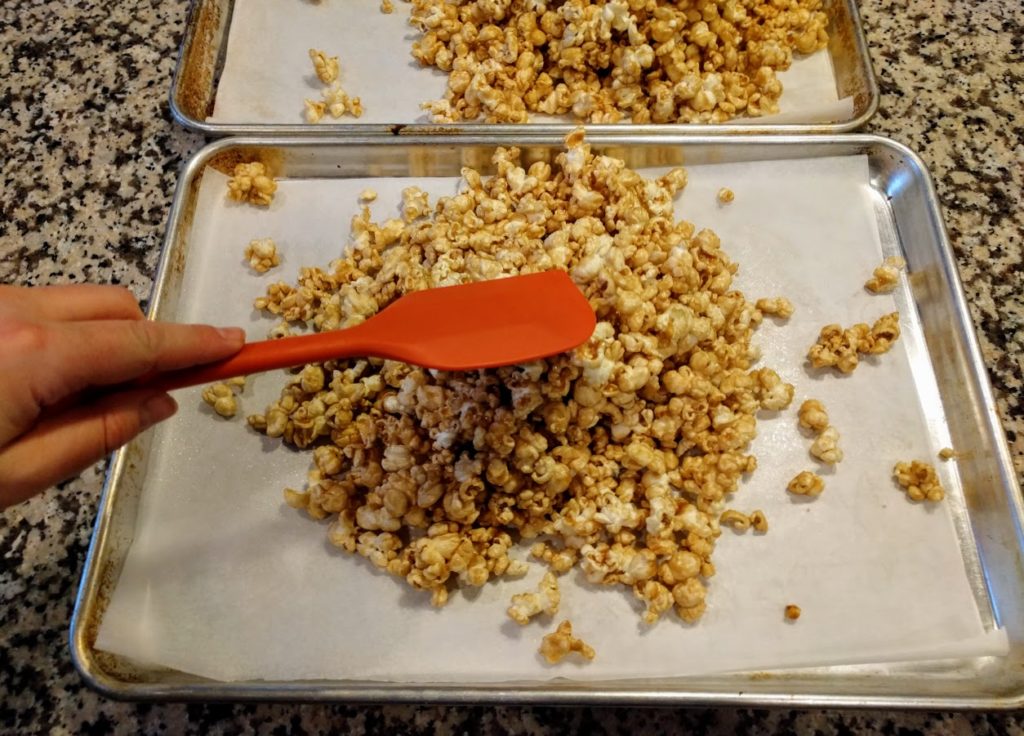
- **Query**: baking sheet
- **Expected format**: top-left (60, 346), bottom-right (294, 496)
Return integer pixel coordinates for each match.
top-left (94, 153), bottom-right (1008, 682)
top-left (208, 0), bottom-right (854, 127)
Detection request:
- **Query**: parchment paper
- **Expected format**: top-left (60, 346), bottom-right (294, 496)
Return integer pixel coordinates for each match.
top-left (96, 157), bottom-right (1007, 682)
top-left (209, 0), bottom-right (854, 126)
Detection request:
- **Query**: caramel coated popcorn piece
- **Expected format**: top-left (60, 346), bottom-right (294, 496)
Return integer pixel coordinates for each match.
top-left (245, 238), bottom-right (281, 273)
top-left (755, 297), bottom-right (794, 320)
top-left (865, 256), bottom-right (906, 294)
top-left (359, 189), bottom-right (378, 203)
top-left (938, 447), bottom-right (956, 460)
top-left (797, 399), bottom-right (829, 433)
top-left (540, 620), bottom-right (595, 664)
top-left (202, 382), bottom-right (240, 418)
top-left (787, 470), bottom-right (824, 497)
top-left (227, 162), bottom-right (277, 207)
top-left (508, 571), bottom-right (561, 625)
top-left (380, 0), bottom-right (394, 12)
top-left (720, 509), bottom-right (751, 532)
top-left (808, 313), bottom-right (901, 373)
top-left (894, 460), bottom-right (945, 502)
top-left (810, 426), bottom-right (843, 465)
top-left (717, 188), bottom-right (735, 204)
top-left (309, 48), bottom-right (340, 84)
top-left (785, 604), bottom-right (801, 621)
top-left (749, 510), bottom-right (768, 533)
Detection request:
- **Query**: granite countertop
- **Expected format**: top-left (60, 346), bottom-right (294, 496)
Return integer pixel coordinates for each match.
top-left (1, 0), bottom-right (1021, 732)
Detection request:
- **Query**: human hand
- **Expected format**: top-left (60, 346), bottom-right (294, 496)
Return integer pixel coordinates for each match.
top-left (0, 284), bottom-right (245, 508)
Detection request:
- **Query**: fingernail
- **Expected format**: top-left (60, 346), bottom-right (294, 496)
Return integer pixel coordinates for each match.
top-left (141, 394), bottom-right (178, 427)
top-left (217, 327), bottom-right (246, 345)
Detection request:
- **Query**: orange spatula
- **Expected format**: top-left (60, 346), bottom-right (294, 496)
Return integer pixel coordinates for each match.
top-left (138, 270), bottom-right (596, 392)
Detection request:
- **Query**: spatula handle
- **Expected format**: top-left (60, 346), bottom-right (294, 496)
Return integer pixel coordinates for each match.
top-left (135, 330), bottom-right (365, 392)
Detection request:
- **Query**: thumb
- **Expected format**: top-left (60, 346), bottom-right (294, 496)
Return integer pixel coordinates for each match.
top-left (0, 389), bottom-right (177, 508)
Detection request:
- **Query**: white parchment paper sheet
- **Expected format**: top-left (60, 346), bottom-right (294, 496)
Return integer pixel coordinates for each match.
top-left (96, 156), bottom-right (1007, 682)
top-left (209, 0), bottom-right (854, 126)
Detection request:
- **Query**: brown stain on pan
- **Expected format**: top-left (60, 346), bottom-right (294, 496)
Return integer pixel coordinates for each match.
top-left (176, 0), bottom-right (223, 122)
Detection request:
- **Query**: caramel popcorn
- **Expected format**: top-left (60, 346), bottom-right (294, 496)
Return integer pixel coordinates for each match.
top-left (304, 99), bottom-right (327, 124)
top-left (808, 312), bottom-right (901, 374)
top-left (381, 0), bottom-right (394, 12)
top-left (797, 399), bottom-right (829, 433)
top-left (540, 620), bottom-right (595, 664)
top-left (785, 604), bottom-right (801, 620)
top-left (202, 382), bottom-right (241, 418)
top-left (245, 238), bottom-right (281, 274)
top-left (359, 189), bottom-right (378, 203)
top-left (865, 256), bottom-right (906, 294)
top-left (717, 188), bottom-right (735, 204)
top-left (250, 131), bottom-right (792, 625)
top-left (321, 83), bottom-right (364, 119)
top-left (720, 509), bottom-right (751, 532)
top-left (508, 571), bottom-right (561, 625)
top-left (809, 425), bottom-right (843, 465)
top-left (787, 470), bottom-right (824, 496)
top-left (227, 162), bottom-right (277, 207)
top-left (749, 509), bottom-right (768, 533)
top-left (894, 460), bottom-right (945, 502)
top-left (409, 0), bottom-right (829, 124)
top-left (938, 447), bottom-right (956, 460)
top-left (309, 48), bottom-right (340, 84)
top-left (755, 297), bottom-right (794, 320)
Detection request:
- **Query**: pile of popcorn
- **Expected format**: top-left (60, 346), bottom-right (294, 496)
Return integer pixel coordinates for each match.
top-left (407, 0), bottom-right (830, 123)
top-left (249, 130), bottom-right (794, 624)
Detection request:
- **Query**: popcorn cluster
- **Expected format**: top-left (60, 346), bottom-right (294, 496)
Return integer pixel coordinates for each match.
top-left (249, 131), bottom-right (792, 624)
top-left (245, 238), bottom-right (281, 273)
top-left (893, 460), bottom-right (945, 503)
top-left (227, 162), bottom-right (278, 207)
top-left (408, 0), bottom-right (829, 123)
top-left (540, 620), bottom-right (595, 663)
top-left (865, 255), bottom-right (906, 294)
top-left (807, 312), bottom-right (901, 374)
top-left (305, 48), bottom-right (364, 122)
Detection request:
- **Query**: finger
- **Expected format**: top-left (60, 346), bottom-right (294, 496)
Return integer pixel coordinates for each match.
top-left (0, 284), bottom-right (145, 322)
top-left (33, 320), bottom-right (246, 400)
top-left (0, 390), bottom-right (177, 509)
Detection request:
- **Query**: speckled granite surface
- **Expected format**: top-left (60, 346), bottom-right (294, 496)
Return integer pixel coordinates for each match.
top-left (1, 0), bottom-right (1021, 732)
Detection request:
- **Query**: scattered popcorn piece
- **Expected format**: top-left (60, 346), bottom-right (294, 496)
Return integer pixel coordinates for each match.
top-left (865, 256), bottom-right (906, 294)
top-left (508, 572), bottom-right (561, 625)
top-left (938, 447), bottom-right (956, 460)
top-left (321, 84), bottom-right (363, 119)
top-left (226, 376), bottom-right (247, 390)
top-left (720, 509), bottom-right (751, 532)
top-left (797, 399), bottom-right (830, 433)
top-left (380, 0), bottom-right (394, 12)
top-left (244, 238), bottom-right (281, 273)
top-left (756, 297), bottom-right (794, 320)
top-left (359, 189), bottom-right (378, 203)
top-left (750, 510), bottom-right (768, 533)
top-left (202, 383), bottom-right (239, 418)
top-left (304, 99), bottom-right (326, 124)
top-left (894, 460), bottom-right (946, 502)
top-left (227, 162), bottom-right (277, 207)
top-left (540, 620), bottom-right (595, 665)
top-left (787, 471), bottom-right (825, 497)
top-left (808, 313), bottom-right (901, 373)
top-left (810, 426), bottom-right (843, 465)
top-left (309, 48), bottom-right (340, 84)
top-left (717, 188), bottom-right (735, 204)
top-left (785, 604), bottom-right (801, 621)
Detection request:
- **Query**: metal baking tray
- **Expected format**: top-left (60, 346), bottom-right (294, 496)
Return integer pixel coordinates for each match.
top-left (71, 135), bottom-right (1023, 707)
top-left (169, 0), bottom-right (878, 137)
